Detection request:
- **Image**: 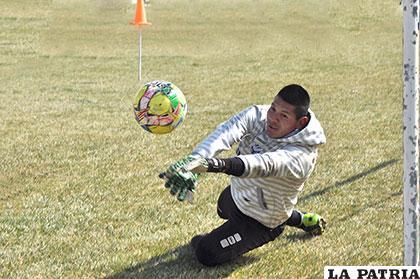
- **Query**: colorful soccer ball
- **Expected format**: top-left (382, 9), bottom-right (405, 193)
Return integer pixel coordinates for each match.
top-left (133, 80), bottom-right (187, 134)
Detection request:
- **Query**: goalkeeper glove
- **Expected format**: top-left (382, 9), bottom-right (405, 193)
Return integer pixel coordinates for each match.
top-left (174, 155), bottom-right (244, 176)
top-left (160, 155), bottom-right (202, 201)
top-left (165, 170), bottom-right (200, 201)
top-left (166, 154), bottom-right (203, 173)
top-left (183, 157), bottom-right (228, 173)
top-left (164, 154), bottom-right (229, 174)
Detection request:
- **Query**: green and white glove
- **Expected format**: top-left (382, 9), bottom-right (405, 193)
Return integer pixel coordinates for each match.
top-left (183, 156), bottom-right (229, 174)
top-left (164, 154), bottom-right (209, 174)
top-left (168, 155), bottom-right (229, 174)
top-left (181, 155), bottom-right (209, 173)
top-left (160, 155), bottom-right (236, 201)
top-left (165, 170), bottom-right (200, 201)
top-left (160, 155), bottom-right (202, 201)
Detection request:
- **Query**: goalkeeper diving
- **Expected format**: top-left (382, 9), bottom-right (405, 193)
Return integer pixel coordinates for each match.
top-left (160, 84), bottom-right (326, 266)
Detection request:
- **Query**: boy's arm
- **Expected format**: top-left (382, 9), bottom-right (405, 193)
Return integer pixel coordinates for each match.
top-left (191, 106), bottom-right (259, 158)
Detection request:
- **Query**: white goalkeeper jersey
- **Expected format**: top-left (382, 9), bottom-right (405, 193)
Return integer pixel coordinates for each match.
top-left (192, 105), bottom-right (326, 228)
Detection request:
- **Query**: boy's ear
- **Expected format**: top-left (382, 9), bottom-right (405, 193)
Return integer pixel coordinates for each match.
top-left (298, 116), bottom-right (309, 129)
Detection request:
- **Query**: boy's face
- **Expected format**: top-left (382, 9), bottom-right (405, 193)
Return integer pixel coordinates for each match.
top-left (266, 96), bottom-right (305, 138)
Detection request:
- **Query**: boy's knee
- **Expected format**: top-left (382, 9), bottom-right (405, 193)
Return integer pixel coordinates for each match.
top-left (217, 206), bottom-right (228, 219)
top-left (194, 241), bottom-right (219, 267)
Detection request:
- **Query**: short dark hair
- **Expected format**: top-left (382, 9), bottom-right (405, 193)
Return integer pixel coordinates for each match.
top-left (276, 84), bottom-right (310, 119)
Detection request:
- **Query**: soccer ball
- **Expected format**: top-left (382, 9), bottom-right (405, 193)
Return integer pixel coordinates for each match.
top-left (133, 80), bottom-right (187, 134)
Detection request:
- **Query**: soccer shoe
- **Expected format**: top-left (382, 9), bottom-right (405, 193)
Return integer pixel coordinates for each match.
top-left (300, 213), bottom-right (326, 236)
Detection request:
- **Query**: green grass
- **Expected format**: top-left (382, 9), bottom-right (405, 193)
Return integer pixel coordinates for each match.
top-left (0, 0), bottom-right (403, 278)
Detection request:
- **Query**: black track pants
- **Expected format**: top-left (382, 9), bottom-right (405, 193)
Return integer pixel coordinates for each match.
top-left (193, 186), bottom-right (285, 266)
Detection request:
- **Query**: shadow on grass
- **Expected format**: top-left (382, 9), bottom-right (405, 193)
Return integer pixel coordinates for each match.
top-left (279, 159), bottom-right (401, 240)
top-left (336, 189), bottom-right (402, 222)
top-left (300, 159), bottom-right (399, 203)
top-left (105, 244), bottom-right (259, 279)
top-left (284, 231), bottom-right (319, 243)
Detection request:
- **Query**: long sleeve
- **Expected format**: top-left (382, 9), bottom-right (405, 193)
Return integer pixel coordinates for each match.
top-left (191, 106), bottom-right (259, 158)
top-left (238, 145), bottom-right (317, 181)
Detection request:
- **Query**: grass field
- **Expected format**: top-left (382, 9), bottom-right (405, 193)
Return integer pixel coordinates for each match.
top-left (0, 0), bottom-right (404, 278)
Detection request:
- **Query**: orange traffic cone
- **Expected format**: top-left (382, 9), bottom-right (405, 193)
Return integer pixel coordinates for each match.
top-left (130, 0), bottom-right (151, 27)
